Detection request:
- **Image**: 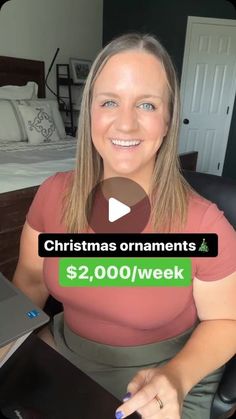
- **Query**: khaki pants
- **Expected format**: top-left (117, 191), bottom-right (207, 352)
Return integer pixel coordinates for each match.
top-left (52, 313), bottom-right (224, 419)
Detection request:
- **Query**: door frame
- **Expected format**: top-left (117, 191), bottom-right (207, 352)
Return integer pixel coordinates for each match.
top-left (180, 16), bottom-right (236, 175)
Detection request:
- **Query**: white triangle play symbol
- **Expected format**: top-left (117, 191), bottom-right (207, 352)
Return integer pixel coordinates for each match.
top-left (108, 197), bottom-right (131, 223)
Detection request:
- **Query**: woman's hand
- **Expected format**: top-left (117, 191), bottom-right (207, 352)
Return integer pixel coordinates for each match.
top-left (115, 364), bottom-right (186, 419)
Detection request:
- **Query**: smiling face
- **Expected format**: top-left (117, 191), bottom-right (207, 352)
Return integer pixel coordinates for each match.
top-left (91, 51), bottom-right (170, 189)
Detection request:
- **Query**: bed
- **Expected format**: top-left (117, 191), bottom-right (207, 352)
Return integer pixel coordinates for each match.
top-left (0, 56), bottom-right (76, 279)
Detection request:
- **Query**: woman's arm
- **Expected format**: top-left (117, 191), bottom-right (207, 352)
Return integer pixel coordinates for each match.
top-left (115, 271), bottom-right (236, 418)
top-left (162, 272), bottom-right (236, 395)
top-left (12, 221), bottom-right (49, 308)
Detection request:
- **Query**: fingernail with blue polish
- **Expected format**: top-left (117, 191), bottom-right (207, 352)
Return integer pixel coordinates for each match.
top-left (123, 392), bottom-right (132, 402)
top-left (115, 411), bottom-right (124, 419)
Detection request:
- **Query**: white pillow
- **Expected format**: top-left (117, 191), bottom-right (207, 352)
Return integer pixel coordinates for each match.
top-left (0, 82), bottom-right (38, 100)
top-left (26, 99), bottom-right (66, 139)
top-left (0, 100), bottom-right (25, 142)
top-left (10, 101), bottom-right (28, 140)
top-left (18, 104), bottom-right (60, 145)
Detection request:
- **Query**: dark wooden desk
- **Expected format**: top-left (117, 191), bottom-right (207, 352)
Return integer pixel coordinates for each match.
top-left (0, 334), bottom-right (139, 419)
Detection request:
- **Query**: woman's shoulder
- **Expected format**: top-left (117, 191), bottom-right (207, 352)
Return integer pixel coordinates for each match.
top-left (186, 192), bottom-right (224, 232)
top-left (41, 170), bottom-right (74, 191)
top-left (27, 171), bottom-right (74, 232)
top-left (35, 171), bottom-right (74, 201)
top-left (189, 191), bottom-right (214, 210)
top-left (188, 193), bottom-right (236, 281)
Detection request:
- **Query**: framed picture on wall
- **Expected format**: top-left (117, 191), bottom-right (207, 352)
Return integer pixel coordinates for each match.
top-left (70, 58), bottom-right (91, 84)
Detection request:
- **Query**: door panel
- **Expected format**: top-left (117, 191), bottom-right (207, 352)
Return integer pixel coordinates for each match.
top-left (179, 18), bottom-right (236, 175)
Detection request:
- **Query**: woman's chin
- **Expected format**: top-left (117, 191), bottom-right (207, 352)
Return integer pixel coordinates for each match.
top-left (108, 166), bottom-right (139, 179)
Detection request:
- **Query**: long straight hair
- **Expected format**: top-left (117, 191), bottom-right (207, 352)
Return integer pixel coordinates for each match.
top-left (63, 33), bottom-right (192, 232)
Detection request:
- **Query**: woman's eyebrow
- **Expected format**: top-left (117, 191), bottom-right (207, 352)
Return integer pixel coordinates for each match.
top-left (137, 94), bottom-right (163, 100)
top-left (94, 92), bottom-right (163, 100)
top-left (94, 92), bottom-right (120, 98)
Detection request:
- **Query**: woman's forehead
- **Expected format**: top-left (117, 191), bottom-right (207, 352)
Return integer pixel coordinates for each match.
top-left (93, 51), bottom-right (169, 97)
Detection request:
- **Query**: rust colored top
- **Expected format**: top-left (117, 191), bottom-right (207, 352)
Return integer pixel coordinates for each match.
top-left (27, 172), bottom-right (236, 346)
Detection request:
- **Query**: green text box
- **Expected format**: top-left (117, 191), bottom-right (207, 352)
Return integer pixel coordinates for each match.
top-left (59, 258), bottom-right (191, 287)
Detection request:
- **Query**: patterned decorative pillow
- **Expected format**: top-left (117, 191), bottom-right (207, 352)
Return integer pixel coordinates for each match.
top-left (21, 99), bottom-right (66, 139)
top-left (18, 104), bottom-right (60, 144)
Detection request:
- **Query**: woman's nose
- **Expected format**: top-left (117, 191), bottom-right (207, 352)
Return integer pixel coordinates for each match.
top-left (114, 106), bottom-right (139, 133)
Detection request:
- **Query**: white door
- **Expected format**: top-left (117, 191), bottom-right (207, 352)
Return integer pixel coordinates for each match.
top-left (179, 17), bottom-right (236, 175)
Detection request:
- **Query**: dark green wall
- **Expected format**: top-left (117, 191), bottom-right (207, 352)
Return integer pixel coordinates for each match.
top-left (103, 0), bottom-right (236, 179)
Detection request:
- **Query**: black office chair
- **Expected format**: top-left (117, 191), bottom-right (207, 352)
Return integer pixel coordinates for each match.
top-left (183, 170), bottom-right (236, 419)
top-left (44, 170), bottom-right (236, 419)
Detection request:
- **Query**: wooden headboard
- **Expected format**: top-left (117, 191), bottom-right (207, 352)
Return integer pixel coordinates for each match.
top-left (0, 56), bottom-right (45, 97)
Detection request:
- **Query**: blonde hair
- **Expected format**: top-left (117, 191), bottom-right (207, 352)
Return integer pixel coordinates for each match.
top-left (64, 33), bottom-right (191, 232)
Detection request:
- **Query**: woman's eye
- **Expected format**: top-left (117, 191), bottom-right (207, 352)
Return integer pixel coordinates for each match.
top-left (138, 103), bottom-right (156, 111)
top-left (101, 100), bottom-right (117, 108)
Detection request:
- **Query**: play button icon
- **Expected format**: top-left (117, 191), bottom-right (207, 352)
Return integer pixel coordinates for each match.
top-left (108, 197), bottom-right (131, 222)
top-left (86, 177), bottom-right (151, 233)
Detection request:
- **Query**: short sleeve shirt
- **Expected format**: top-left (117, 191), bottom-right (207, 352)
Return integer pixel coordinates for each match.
top-left (26, 171), bottom-right (236, 346)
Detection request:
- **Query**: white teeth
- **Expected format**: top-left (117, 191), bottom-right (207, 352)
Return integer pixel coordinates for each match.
top-left (111, 139), bottom-right (141, 147)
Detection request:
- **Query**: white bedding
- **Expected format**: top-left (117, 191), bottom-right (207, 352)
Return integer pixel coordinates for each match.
top-left (0, 138), bottom-right (75, 153)
top-left (0, 137), bottom-right (77, 193)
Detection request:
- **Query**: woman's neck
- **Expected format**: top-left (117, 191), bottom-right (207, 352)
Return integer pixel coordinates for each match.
top-left (103, 167), bottom-right (153, 195)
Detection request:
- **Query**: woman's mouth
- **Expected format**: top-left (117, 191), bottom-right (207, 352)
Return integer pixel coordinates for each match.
top-left (110, 139), bottom-right (141, 147)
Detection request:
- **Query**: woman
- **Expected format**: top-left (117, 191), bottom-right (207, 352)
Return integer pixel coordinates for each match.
top-left (13, 33), bottom-right (236, 419)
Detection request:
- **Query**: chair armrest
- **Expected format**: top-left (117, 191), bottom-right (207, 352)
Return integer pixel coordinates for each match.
top-left (217, 356), bottom-right (236, 404)
top-left (210, 356), bottom-right (236, 419)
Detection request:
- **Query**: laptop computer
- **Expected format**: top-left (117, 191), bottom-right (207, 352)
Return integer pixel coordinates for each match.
top-left (0, 272), bottom-right (49, 348)
top-left (0, 334), bottom-right (139, 419)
